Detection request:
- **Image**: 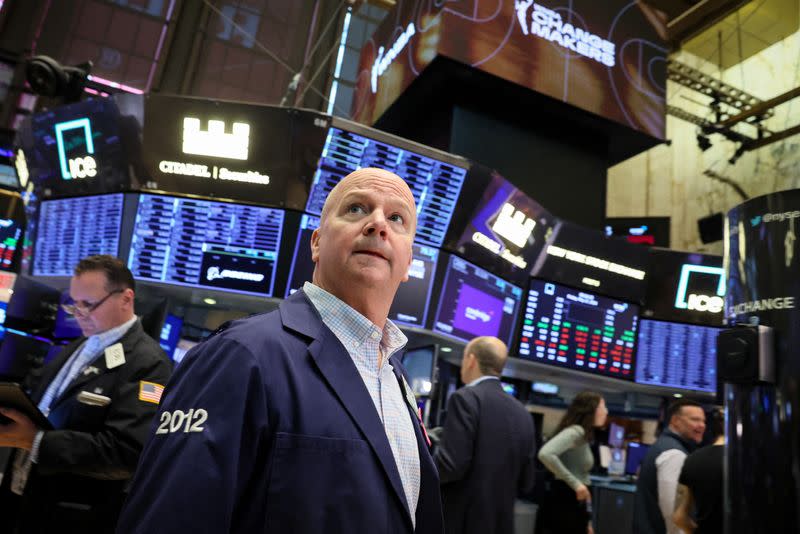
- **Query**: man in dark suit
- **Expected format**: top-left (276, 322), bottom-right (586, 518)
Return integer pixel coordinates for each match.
top-left (0, 255), bottom-right (172, 533)
top-left (435, 336), bottom-right (537, 534)
top-left (118, 168), bottom-right (443, 533)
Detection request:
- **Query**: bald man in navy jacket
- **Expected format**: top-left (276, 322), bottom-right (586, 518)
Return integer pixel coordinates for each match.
top-left (117, 168), bottom-right (443, 533)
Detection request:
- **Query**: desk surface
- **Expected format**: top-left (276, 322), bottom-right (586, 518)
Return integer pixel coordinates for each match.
top-left (590, 475), bottom-right (637, 493)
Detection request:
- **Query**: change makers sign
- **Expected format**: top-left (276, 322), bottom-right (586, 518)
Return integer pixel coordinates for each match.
top-left (142, 95), bottom-right (323, 207)
top-left (352, 0), bottom-right (667, 139)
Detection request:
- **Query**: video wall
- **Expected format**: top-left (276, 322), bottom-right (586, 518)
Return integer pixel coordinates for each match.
top-left (22, 95), bottom-right (721, 394)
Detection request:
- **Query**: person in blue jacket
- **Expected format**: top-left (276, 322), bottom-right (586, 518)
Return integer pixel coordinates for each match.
top-left (117, 167), bottom-right (443, 533)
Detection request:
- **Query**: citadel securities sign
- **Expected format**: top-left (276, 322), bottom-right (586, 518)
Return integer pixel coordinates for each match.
top-left (515, 1), bottom-right (616, 67)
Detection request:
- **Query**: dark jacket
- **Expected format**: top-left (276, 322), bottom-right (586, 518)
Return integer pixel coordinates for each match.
top-left (117, 290), bottom-right (444, 534)
top-left (633, 429), bottom-right (696, 534)
top-left (0, 319), bottom-right (172, 534)
top-left (435, 378), bottom-right (537, 534)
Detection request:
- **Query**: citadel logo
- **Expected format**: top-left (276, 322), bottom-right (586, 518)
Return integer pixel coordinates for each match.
top-left (182, 118), bottom-right (250, 160)
top-left (206, 266), bottom-right (265, 283)
top-left (491, 203), bottom-right (536, 247)
top-left (515, 0), bottom-right (616, 67)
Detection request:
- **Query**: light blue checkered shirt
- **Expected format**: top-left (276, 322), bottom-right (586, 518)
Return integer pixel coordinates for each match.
top-left (304, 282), bottom-right (420, 526)
top-left (37, 316), bottom-right (138, 416)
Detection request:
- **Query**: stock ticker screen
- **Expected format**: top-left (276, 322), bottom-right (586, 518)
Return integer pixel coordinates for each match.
top-left (433, 255), bottom-right (522, 346)
top-left (635, 319), bottom-right (719, 393)
top-left (305, 126), bottom-right (466, 247)
top-left (285, 213), bottom-right (439, 328)
top-left (0, 218), bottom-right (22, 271)
top-left (128, 194), bottom-right (284, 296)
top-left (518, 279), bottom-right (638, 380)
top-left (34, 194), bottom-right (123, 276)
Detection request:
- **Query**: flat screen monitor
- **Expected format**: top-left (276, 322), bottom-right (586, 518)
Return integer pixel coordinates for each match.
top-left (432, 255), bottom-right (523, 346)
top-left (533, 221), bottom-right (649, 302)
top-left (625, 442), bottom-right (650, 476)
top-left (128, 194), bottom-right (285, 296)
top-left (635, 319), bottom-right (720, 393)
top-left (305, 125), bottom-right (467, 247)
top-left (446, 166), bottom-right (558, 284)
top-left (33, 193), bottom-right (123, 276)
top-left (15, 97), bottom-right (131, 196)
top-left (159, 314), bottom-right (183, 359)
top-left (0, 330), bottom-right (52, 381)
top-left (0, 217), bottom-right (22, 272)
top-left (518, 279), bottom-right (638, 380)
top-left (401, 345), bottom-right (437, 396)
top-left (643, 248), bottom-right (724, 326)
top-left (0, 301), bottom-right (7, 341)
top-left (609, 422), bottom-right (625, 448)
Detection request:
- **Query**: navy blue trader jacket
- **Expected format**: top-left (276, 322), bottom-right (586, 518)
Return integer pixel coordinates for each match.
top-left (117, 290), bottom-right (444, 534)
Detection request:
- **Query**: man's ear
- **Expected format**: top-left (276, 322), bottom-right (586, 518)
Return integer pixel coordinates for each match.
top-left (310, 228), bottom-right (321, 263)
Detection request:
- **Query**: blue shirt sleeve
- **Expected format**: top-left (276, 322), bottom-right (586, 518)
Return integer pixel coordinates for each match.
top-left (117, 336), bottom-right (269, 533)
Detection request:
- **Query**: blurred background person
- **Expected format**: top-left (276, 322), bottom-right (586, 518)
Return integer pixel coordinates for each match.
top-left (537, 391), bottom-right (608, 534)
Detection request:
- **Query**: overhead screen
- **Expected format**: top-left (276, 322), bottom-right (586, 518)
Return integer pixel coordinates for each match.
top-left (285, 213), bottom-right (439, 328)
top-left (306, 125), bottom-right (467, 248)
top-left (643, 248), bottom-right (724, 326)
top-left (635, 318), bottom-right (719, 393)
top-left (401, 345), bottom-right (437, 396)
top-left (446, 167), bottom-right (557, 284)
top-left (533, 221), bottom-right (649, 302)
top-left (518, 279), bottom-right (638, 380)
top-left (15, 97), bottom-right (131, 197)
top-left (33, 194), bottom-right (123, 276)
top-left (433, 255), bottom-right (522, 346)
top-left (127, 194), bottom-right (284, 296)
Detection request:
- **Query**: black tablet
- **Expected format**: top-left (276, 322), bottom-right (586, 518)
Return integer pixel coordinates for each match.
top-left (0, 382), bottom-right (52, 430)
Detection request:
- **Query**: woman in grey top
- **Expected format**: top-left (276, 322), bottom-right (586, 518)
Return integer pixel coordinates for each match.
top-left (536, 391), bottom-right (608, 534)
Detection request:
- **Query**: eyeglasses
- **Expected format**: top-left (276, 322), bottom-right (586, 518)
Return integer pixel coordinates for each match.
top-left (61, 288), bottom-right (124, 316)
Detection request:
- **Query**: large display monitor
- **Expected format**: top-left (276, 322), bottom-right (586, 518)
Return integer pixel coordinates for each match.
top-left (635, 318), bottom-right (720, 393)
top-left (127, 194), bottom-right (285, 296)
top-left (432, 255), bottom-right (523, 346)
top-left (0, 217), bottom-right (22, 272)
top-left (15, 97), bottom-right (132, 197)
top-left (305, 123), bottom-right (467, 247)
top-left (518, 279), bottom-right (638, 380)
top-left (446, 167), bottom-right (558, 284)
top-left (33, 194), bottom-right (123, 276)
top-left (643, 248), bottom-right (724, 326)
top-left (533, 221), bottom-right (650, 302)
top-left (401, 345), bottom-right (438, 396)
top-left (284, 214), bottom-right (319, 297)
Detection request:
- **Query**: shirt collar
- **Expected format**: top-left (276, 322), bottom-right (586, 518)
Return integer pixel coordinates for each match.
top-left (303, 282), bottom-right (407, 359)
top-left (466, 375), bottom-right (500, 387)
top-left (87, 315), bottom-right (137, 349)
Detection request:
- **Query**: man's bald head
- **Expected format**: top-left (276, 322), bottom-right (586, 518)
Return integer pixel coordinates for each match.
top-left (319, 167), bottom-right (417, 231)
top-left (465, 336), bottom-right (508, 377)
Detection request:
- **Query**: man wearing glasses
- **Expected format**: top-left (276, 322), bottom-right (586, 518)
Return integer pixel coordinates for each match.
top-left (0, 255), bottom-right (172, 534)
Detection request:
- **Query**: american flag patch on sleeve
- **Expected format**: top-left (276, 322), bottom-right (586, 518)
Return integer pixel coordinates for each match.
top-left (139, 381), bottom-right (164, 404)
